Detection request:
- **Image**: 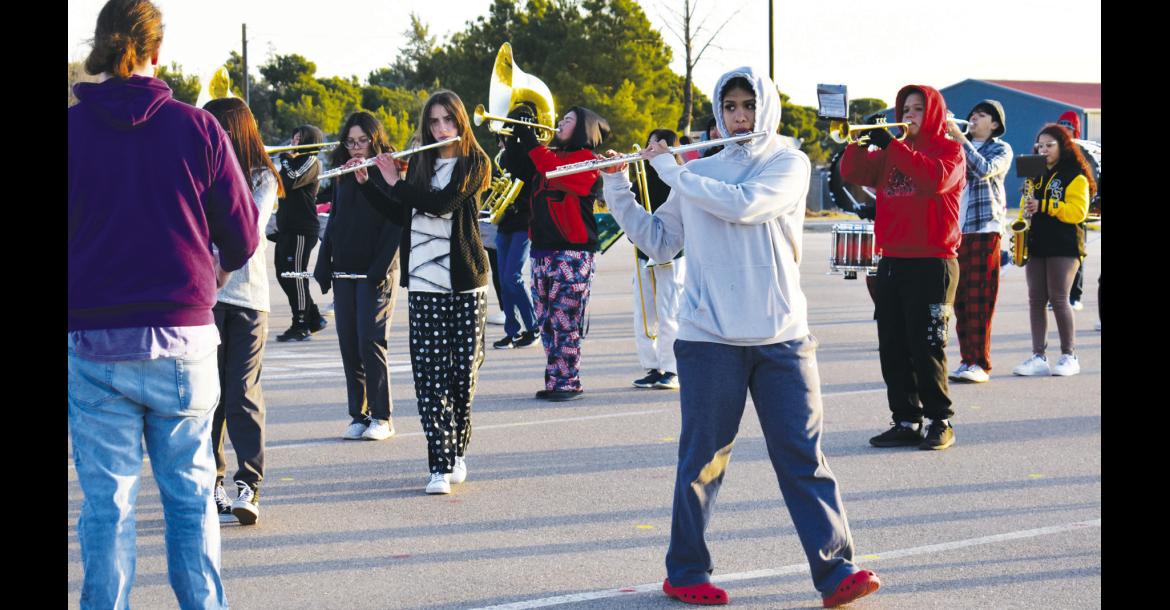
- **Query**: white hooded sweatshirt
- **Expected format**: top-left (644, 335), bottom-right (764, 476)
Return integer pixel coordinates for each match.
top-left (602, 66), bottom-right (811, 346)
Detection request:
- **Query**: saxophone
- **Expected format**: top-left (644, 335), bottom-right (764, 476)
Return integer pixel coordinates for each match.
top-left (1010, 178), bottom-right (1038, 267)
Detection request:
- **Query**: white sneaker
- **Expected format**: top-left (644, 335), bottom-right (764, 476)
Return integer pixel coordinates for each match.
top-left (425, 472), bottom-right (451, 494)
top-left (342, 422), bottom-right (368, 440)
top-left (948, 363), bottom-right (969, 380)
top-left (1012, 354), bottom-right (1051, 376)
top-left (450, 456), bottom-right (467, 484)
top-left (1051, 353), bottom-right (1080, 376)
top-left (486, 312), bottom-right (506, 325)
top-left (361, 419), bottom-right (396, 441)
top-left (956, 364), bottom-right (990, 383)
top-left (1070, 300), bottom-right (1084, 311)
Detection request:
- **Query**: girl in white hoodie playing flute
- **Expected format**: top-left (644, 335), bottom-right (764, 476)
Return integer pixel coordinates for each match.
top-left (599, 66), bottom-right (880, 609)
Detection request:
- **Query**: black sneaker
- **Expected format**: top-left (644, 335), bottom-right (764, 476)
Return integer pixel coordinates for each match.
top-left (307, 306), bottom-right (328, 334)
top-left (633, 369), bottom-right (663, 388)
top-left (493, 335), bottom-right (516, 349)
top-left (513, 330), bottom-right (540, 348)
top-left (276, 324), bottom-right (311, 342)
top-left (919, 419), bottom-right (955, 450)
top-left (214, 481), bottom-right (234, 523)
top-left (869, 421), bottom-right (925, 447)
top-left (653, 372), bottom-right (680, 390)
top-left (231, 481), bottom-right (260, 525)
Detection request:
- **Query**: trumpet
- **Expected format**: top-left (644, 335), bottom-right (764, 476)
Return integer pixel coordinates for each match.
top-left (473, 105), bottom-right (558, 139)
top-left (265, 142), bottom-right (339, 157)
top-left (545, 131), bottom-right (769, 179)
top-left (946, 112), bottom-right (970, 136)
top-left (481, 149), bottom-right (526, 224)
top-left (1010, 178), bottom-right (1039, 266)
top-left (318, 136), bottom-right (461, 181)
top-left (828, 118), bottom-right (911, 145)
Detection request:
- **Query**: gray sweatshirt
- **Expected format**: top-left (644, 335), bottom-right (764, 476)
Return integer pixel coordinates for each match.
top-left (216, 170), bottom-right (277, 312)
top-left (602, 66), bottom-right (810, 346)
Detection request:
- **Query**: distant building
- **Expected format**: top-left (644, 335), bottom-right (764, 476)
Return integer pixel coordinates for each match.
top-left (870, 79), bottom-right (1101, 203)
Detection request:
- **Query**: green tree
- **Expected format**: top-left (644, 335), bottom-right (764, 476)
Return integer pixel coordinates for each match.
top-left (849, 98), bottom-right (888, 124)
top-left (370, 13), bottom-right (438, 90)
top-left (155, 62), bottom-right (200, 105)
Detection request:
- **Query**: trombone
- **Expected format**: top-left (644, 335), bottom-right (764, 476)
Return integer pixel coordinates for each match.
top-left (318, 136), bottom-right (461, 181)
top-left (630, 144), bottom-right (658, 340)
top-left (828, 118), bottom-right (911, 145)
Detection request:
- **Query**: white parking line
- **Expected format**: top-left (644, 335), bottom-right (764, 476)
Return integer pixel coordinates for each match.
top-left (467, 519), bottom-right (1101, 610)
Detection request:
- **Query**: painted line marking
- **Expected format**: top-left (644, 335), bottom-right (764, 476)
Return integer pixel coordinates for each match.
top-left (467, 519), bottom-right (1101, 610)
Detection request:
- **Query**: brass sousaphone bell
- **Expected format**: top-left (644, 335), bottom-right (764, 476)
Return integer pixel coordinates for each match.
top-left (473, 42), bottom-right (558, 143)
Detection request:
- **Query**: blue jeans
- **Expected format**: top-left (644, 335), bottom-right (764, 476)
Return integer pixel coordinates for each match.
top-left (69, 347), bottom-right (228, 610)
top-left (495, 229), bottom-right (536, 337)
top-left (668, 337), bottom-right (858, 595)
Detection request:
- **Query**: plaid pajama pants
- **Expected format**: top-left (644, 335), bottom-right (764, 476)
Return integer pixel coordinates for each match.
top-left (531, 250), bottom-right (595, 392)
top-left (954, 232), bottom-right (1000, 371)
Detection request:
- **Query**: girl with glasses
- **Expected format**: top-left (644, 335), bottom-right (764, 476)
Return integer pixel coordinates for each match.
top-left (1011, 124), bottom-right (1095, 377)
top-left (313, 111), bottom-right (405, 442)
top-left (351, 90), bottom-right (491, 494)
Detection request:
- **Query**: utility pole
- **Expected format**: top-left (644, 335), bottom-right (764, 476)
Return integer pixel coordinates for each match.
top-left (768, 0), bottom-right (774, 83)
top-left (242, 24), bottom-right (250, 105)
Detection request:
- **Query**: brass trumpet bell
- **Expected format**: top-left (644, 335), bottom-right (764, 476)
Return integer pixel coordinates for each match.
top-left (476, 42), bottom-right (557, 144)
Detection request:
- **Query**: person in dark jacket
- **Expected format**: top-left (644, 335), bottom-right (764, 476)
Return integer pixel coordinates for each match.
top-left (68, 1), bottom-right (257, 606)
top-left (274, 124), bottom-right (328, 341)
top-left (314, 112), bottom-right (405, 442)
top-left (353, 90), bottom-right (492, 495)
top-left (508, 105), bottom-right (609, 401)
top-left (490, 108), bottom-right (542, 350)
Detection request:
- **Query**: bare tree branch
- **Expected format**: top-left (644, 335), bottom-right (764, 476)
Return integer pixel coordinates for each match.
top-left (693, 3), bottom-right (746, 65)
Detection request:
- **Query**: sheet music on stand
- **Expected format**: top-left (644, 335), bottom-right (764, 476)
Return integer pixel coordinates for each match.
top-left (817, 84), bottom-right (849, 121)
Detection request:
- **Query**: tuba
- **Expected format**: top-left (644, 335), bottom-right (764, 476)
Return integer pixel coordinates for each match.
top-left (194, 66), bottom-right (237, 108)
top-left (473, 42), bottom-right (558, 143)
top-left (1010, 178), bottom-right (1038, 267)
top-left (481, 148), bottom-right (526, 224)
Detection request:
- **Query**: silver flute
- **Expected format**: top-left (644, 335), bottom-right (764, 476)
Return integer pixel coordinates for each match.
top-left (280, 272), bottom-right (367, 279)
top-left (544, 131), bottom-right (770, 179)
top-left (318, 136), bottom-right (461, 181)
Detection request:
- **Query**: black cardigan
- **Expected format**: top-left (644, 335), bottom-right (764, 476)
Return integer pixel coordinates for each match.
top-left (358, 154), bottom-right (490, 292)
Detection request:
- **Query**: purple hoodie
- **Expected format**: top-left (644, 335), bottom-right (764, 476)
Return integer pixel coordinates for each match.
top-left (68, 75), bottom-right (258, 330)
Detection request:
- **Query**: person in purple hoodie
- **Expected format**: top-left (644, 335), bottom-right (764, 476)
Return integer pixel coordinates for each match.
top-left (68, 1), bottom-right (257, 608)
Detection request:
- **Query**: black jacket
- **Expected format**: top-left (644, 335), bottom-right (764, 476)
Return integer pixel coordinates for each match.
top-left (358, 154), bottom-right (490, 292)
top-left (313, 174), bottom-right (403, 294)
top-left (275, 154), bottom-right (321, 235)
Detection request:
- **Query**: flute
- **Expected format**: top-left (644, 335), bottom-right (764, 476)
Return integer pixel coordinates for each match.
top-left (318, 136), bottom-right (461, 181)
top-left (544, 131), bottom-right (769, 179)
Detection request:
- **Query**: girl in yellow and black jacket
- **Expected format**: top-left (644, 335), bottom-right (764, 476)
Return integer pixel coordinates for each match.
top-left (1011, 123), bottom-right (1095, 378)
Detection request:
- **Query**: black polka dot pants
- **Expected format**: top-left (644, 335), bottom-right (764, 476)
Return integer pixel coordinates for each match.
top-left (408, 291), bottom-right (487, 474)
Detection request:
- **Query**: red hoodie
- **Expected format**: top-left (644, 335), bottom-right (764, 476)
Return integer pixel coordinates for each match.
top-left (840, 85), bottom-right (964, 258)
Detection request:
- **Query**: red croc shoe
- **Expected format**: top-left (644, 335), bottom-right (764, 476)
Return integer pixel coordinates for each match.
top-left (822, 570), bottom-right (881, 608)
top-left (663, 578), bottom-right (730, 606)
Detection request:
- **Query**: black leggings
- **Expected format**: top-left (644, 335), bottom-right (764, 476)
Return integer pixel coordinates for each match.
top-left (274, 233), bottom-right (318, 322)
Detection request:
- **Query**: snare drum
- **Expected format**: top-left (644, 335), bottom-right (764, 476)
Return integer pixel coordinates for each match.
top-left (829, 222), bottom-right (879, 279)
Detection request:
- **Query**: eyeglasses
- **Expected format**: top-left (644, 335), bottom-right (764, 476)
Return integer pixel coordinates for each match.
top-left (1035, 142), bottom-right (1058, 150)
top-left (1057, 120), bottom-right (1074, 128)
top-left (344, 136), bottom-right (371, 149)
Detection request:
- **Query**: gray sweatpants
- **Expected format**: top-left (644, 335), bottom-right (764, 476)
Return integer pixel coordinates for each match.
top-left (667, 336), bottom-right (859, 595)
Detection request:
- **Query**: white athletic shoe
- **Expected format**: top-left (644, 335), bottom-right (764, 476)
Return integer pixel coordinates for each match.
top-left (450, 456), bottom-right (467, 484)
top-left (425, 472), bottom-right (451, 494)
top-left (956, 364), bottom-right (990, 383)
top-left (948, 363), bottom-right (969, 381)
top-left (1070, 300), bottom-right (1084, 311)
top-left (1051, 354), bottom-right (1080, 376)
top-left (362, 419), bottom-right (396, 441)
top-left (1012, 354), bottom-right (1051, 376)
top-left (342, 422), bottom-right (368, 440)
